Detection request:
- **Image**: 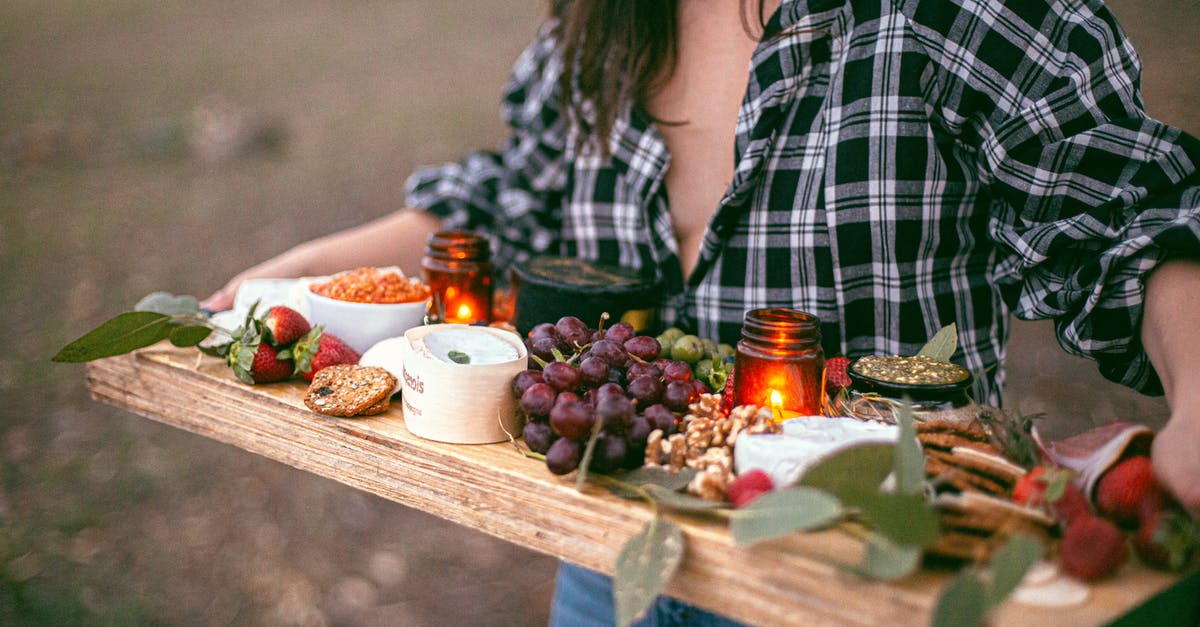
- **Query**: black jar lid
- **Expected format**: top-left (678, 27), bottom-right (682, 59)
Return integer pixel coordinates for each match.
top-left (510, 257), bottom-right (662, 335)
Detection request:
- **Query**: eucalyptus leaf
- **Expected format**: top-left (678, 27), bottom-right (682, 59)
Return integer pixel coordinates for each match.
top-left (613, 466), bottom-right (698, 493)
top-left (168, 325), bottom-right (213, 347)
top-left (841, 490), bottom-right (939, 547)
top-left (729, 487), bottom-right (843, 546)
top-left (52, 311), bottom-right (173, 362)
top-left (642, 484), bottom-right (724, 512)
top-left (931, 571), bottom-right (987, 627)
top-left (799, 443), bottom-right (895, 500)
top-left (893, 402), bottom-right (926, 495)
top-left (985, 534), bottom-right (1044, 608)
top-left (134, 292), bottom-right (201, 317)
top-left (447, 350), bottom-right (470, 364)
top-left (917, 322), bottom-right (958, 361)
top-left (856, 532), bottom-right (922, 581)
top-left (614, 518), bottom-right (684, 627)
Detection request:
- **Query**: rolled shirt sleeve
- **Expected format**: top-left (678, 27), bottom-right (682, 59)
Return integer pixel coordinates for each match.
top-left (405, 21), bottom-right (569, 273)
top-left (913, 0), bottom-right (1200, 394)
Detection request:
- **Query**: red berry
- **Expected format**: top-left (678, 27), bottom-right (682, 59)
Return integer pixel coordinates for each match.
top-left (824, 356), bottom-right (852, 392)
top-left (292, 327), bottom-right (361, 381)
top-left (1059, 515), bottom-right (1128, 582)
top-left (1013, 466), bottom-right (1047, 507)
top-left (1096, 455), bottom-right (1156, 528)
top-left (1132, 486), bottom-right (1198, 571)
top-left (261, 305), bottom-right (311, 347)
top-left (228, 337), bottom-right (293, 384)
top-left (727, 469), bottom-right (774, 508)
top-left (719, 367), bottom-right (736, 417)
top-left (1053, 482), bottom-right (1092, 527)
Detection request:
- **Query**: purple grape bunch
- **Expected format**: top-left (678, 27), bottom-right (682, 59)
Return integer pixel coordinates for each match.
top-left (513, 316), bottom-right (712, 476)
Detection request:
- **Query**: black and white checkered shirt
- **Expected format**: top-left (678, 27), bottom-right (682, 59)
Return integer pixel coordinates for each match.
top-left (407, 0), bottom-right (1200, 404)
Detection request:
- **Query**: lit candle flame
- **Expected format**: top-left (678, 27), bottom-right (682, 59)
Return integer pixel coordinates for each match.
top-left (456, 303), bottom-right (473, 321)
top-left (769, 389), bottom-right (784, 422)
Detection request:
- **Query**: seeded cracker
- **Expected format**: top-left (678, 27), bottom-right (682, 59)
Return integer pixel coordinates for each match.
top-left (304, 365), bottom-right (396, 417)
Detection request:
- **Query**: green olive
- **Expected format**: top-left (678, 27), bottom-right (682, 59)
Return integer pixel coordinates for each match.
top-left (671, 334), bottom-right (705, 364)
top-left (700, 338), bottom-right (718, 360)
top-left (656, 327), bottom-right (684, 350)
top-left (717, 343), bottom-right (736, 360)
top-left (694, 358), bottom-right (714, 383)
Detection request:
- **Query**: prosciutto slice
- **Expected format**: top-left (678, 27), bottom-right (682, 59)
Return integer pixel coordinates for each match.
top-left (1034, 420), bottom-right (1156, 503)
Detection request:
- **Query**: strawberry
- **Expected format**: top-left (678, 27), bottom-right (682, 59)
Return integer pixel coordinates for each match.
top-left (290, 326), bottom-right (360, 381)
top-left (1012, 466), bottom-right (1047, 507)
top-left (824, 356), bottom-right (852, 393)
top-left (228, 336), bottom-right (293, 384)
top-left (1096, 455), bottom-right (1156, 528)
top-left (1059, 515), bottom-right (1128, 581)
top-left (727, 469), bottom-right (774, 508)
top-left (1052, 482), bottom-right (1092, 527)
top-left (1132, 486), bottom-right (1198, 571)
top-left (261, 305), bottom-right (311, 347)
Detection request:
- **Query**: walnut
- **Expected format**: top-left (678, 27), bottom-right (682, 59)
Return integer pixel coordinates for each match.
top-left (641, 395), bottom-right (787, 501)
top-left (644, 429), bottom-right (665, 467)
top-left (689, 467), bottom-right (728, 502)
top-left (667, 433), bottom-right (687, 470)
top-left (669, 395), bottom-right (785, 501)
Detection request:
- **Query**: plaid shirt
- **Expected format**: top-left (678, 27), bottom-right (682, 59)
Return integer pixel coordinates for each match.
top-left (407, 0), bottom-right (1200, 405)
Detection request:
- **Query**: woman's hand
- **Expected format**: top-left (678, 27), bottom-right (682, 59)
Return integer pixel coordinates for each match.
top-left (1142, 258), bottom-right (1200, 521)
top-left (1153, 404), bottom-right (1200, 521)
top-left (199, 208), bottom-right (442, 312)
top-left (200, 246), bottom-right (314, 312)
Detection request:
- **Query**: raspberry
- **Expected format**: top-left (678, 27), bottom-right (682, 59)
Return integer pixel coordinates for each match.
top-left (727, 469), bottom-right (774, 508)
top-left (1052, 482), bottom-right (1092, 527)
top-left (1059, 515), bottom-right (1128, 581)
top-left (824, 356), bottom-right (852, 392)
top-left (719, 366), bottom-right (736, 417)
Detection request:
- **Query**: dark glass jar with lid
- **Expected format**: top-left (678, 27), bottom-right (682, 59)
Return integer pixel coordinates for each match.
top-left (732, 308), bottom-right (825, 417)
top-left (421, 230), bottom-right (493, 324)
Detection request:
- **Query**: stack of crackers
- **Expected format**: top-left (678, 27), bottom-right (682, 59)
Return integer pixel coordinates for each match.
top-left (303, 365), bottom-right (397, 417)
top-left (917, 420), bottom-right (1054, 562)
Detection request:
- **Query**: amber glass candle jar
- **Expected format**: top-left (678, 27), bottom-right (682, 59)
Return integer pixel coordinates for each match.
top-left (421, 231), bottom-right (493, 324)
top-left (732, 308), bottom-right (825, 417)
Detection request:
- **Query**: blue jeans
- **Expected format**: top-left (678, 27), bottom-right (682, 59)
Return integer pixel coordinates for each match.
top-left (549, 562), bottom-right (746, 627)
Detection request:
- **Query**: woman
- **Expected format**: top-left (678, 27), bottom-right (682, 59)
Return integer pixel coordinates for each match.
top-left (206, 0), bottom-right (1200, 623)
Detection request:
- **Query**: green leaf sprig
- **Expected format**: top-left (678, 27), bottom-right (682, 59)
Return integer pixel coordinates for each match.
top-left (931, 534), bottom-right (1044, 627)
top-left (52, 292), bottom-right (220, 362)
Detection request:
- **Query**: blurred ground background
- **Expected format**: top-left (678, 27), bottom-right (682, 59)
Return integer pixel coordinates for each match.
top-left (1, 1), bottom-right (1197, 625)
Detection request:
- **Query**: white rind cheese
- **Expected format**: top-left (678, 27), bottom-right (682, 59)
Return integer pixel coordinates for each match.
top-left (734, 417), bottom-right (900, 488)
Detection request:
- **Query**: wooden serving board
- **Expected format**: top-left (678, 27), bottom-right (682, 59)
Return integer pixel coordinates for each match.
top-left (85, 346), bottom-right (1185, 626)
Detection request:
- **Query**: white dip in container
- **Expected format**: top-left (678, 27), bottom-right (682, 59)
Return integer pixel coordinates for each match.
top-left (398, 325), bottom-right (527, 444)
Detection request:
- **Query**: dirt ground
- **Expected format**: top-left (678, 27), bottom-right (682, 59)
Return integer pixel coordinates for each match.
top-left (1, 1), bottom-right (1196, 625)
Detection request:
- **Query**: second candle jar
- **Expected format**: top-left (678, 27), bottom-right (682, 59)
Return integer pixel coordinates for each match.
top-left (732, 308), bottom-right (825, 416)
top-left (421, 230), bottom-right (493, 324)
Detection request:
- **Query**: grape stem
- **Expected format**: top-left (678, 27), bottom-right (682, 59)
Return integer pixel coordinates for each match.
top-left (574, 414), bottom-right (607, 491)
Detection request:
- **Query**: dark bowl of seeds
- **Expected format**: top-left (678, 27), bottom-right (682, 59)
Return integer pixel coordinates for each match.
top-left (847, 354), bottom-right (972, 401)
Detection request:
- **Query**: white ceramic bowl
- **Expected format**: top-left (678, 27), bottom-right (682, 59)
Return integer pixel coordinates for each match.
top-left (302, 287), bottom-right (429, 354)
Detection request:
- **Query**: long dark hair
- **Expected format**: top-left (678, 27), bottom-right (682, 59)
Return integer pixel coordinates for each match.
top-left (553, 0), bottom-right (767, 153)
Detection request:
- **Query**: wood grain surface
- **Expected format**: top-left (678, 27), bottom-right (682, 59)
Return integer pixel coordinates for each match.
top-left (85, 345), bottom-right (1182, 626)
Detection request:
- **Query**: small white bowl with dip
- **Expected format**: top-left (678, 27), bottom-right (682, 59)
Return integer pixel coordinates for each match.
top-left (397, 325), bottom-right (527, 444)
